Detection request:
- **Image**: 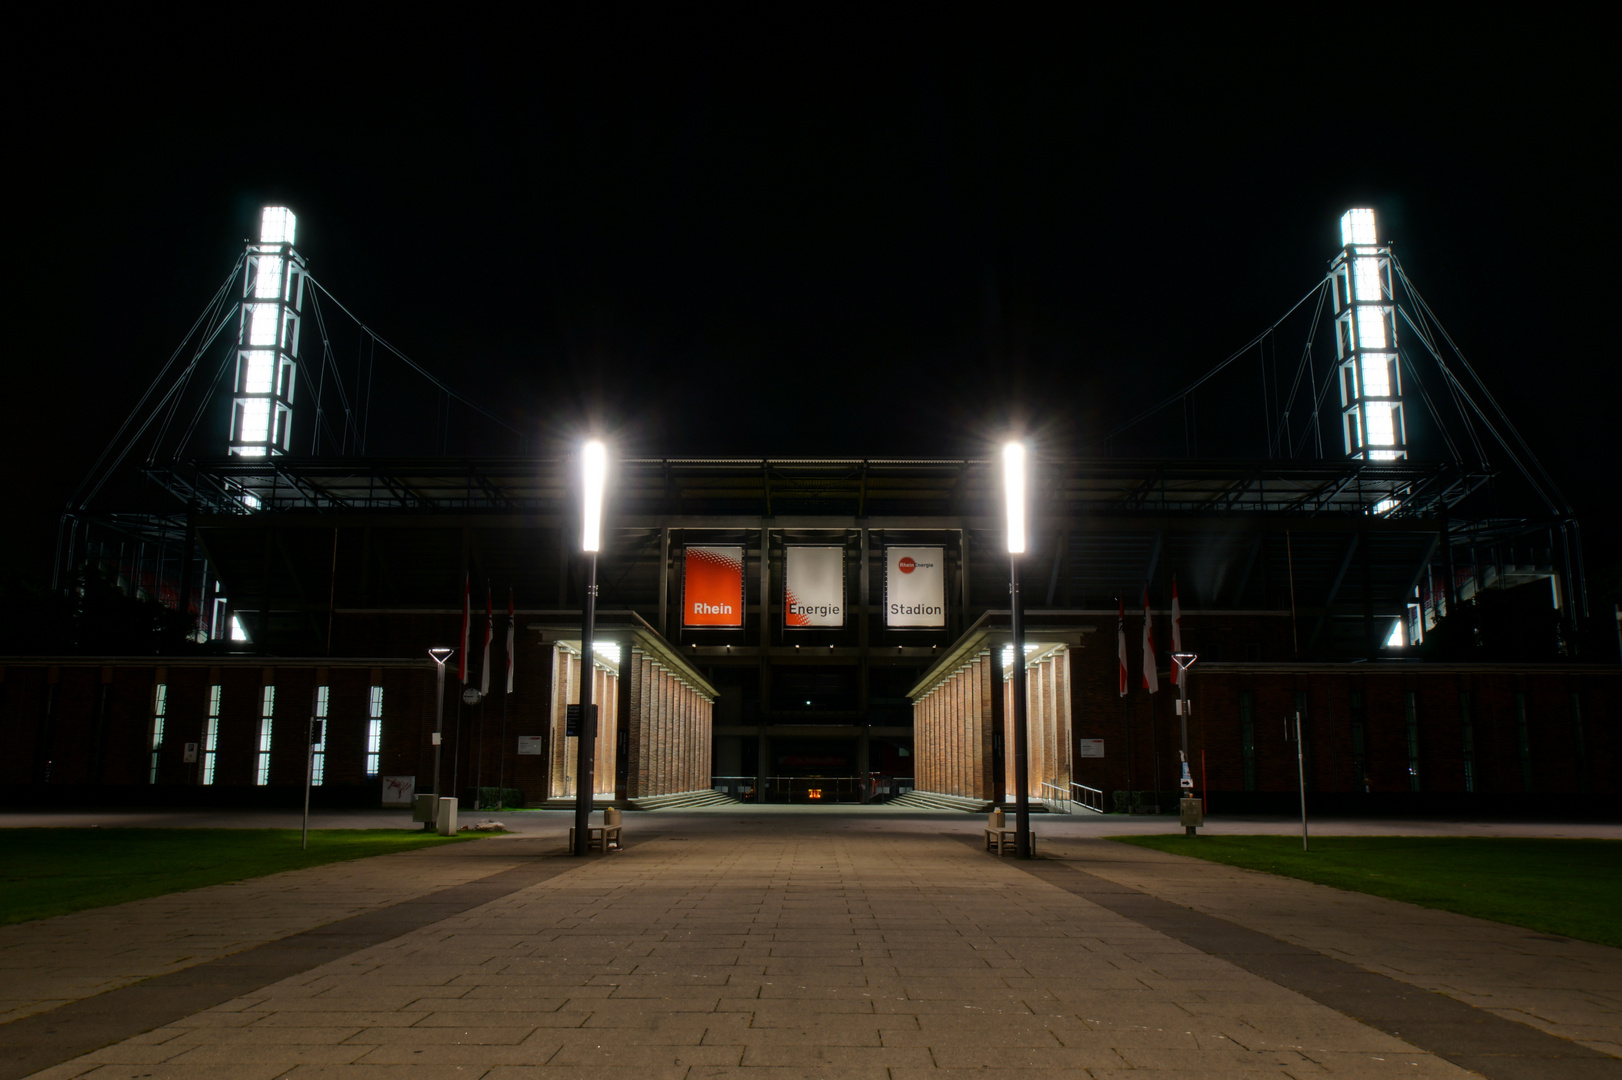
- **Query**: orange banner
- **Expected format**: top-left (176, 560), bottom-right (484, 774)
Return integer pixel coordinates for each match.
top-left (684, 546), bottom-right (745, 628)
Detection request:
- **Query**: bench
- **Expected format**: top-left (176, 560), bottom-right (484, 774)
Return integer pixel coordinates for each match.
top-left (567, 807), bottom-right (623, 852)
top-left (984, 810), bottom-right (1035, 856)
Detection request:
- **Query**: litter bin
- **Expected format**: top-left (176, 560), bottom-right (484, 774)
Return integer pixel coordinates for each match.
top-left (437, 796), bottom-right (458, 836)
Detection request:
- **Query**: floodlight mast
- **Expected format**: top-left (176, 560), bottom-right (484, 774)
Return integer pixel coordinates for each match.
top-left (574, 441), bottom-right (606, 856)
top-left (1331, 209), bottom-right (1406, 461)
top-left (1003, 443), bottom-right (1031, 858)
top-left (229, 207), bottom-right (306, 458)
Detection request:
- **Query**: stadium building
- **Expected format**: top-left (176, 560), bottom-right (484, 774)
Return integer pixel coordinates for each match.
top-left (5, 208), bottom-right (1615, 814)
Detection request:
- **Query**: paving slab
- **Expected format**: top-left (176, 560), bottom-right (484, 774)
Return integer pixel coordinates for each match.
top-left (4, 809), bottom-right (1619, 1079)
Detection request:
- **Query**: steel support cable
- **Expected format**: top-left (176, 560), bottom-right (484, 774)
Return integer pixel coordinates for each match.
top-left (68, 258), bottom-right (244, 510)
top-left (1397, 305), bottom-right (1491, 469)
top-left (304, 288), bottom-right (357, 454)
top-left (305, 289), bottom-right (357, 454)
top-left (1394, 302), bottom-right (1546, 498)
top-left (147, 287), bottom-right (243, 464)
top-left (1275, 283), bottom-right (1330, 458)
top-left (1395, 308), bottom-right (1560, 515)
top-left (1092, 279), bottom-right (1329, 449)
top-left (172, 329), bottom-right (247, 463)
top-left (1393, 287), bottom-right (1487, 467)
top-left (80, 297), bottom-right (243, 509)
top-left (307, 277), bottom-right (530, 449)
top-left (1397, 348), bottom-right (1467, 465)
top-left (1396, 262), bottom-right (1571, 514)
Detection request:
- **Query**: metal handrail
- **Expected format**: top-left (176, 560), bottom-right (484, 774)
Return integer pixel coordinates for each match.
top-left (1039, 781), bottom-right (1071, 814)
top-left (709, 775), bottom-right (916, 804)
top-left (1071, 781), bottom-right (1105, 814)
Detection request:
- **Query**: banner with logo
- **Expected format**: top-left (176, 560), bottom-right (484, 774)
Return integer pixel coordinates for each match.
top-left (784, 546), bottom-right (844, 627)
top-left (885, 545), bottom-right (946, 627)
top-left (683, 545), bottom-right (745, 628)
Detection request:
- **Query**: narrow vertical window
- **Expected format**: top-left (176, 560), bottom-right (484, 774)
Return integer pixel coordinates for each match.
top-left (366, 684), bottom-right (383, 776)
top-left (1239, 691), bottom-right (1256, 792)
top-left (1459, 691), bottom-right (1475, 793)
top-left (1515, 692), bottom-right (1532, 792)
top-left (1404, 691), bottom-right (1420, 791)
top-left (255, 685), bottom-right (275, 786)
top-left (202, 684), bottom-right (222, 785)
top-left (1349, 691), bottom-right (1368, 793)
top-left (149, 683), bottom-right (168, 784)
top-left (312, 685), bottom-right (328, 786)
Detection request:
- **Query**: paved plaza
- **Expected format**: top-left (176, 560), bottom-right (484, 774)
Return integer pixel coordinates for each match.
top-left (1, 808), bottom-right (1618, 1079)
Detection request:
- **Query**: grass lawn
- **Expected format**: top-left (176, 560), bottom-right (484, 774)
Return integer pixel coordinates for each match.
top-left (0, 828), bottom-right (472, 926)
top-left (1111, 835), bottom-right (1622, 948)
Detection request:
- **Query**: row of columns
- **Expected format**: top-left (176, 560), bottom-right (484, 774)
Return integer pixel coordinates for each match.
top-left (547, 646), bottom-right (618, 798)
top-left (914, 650), bottom-right (996, 799)
top-left (1001, 649), bottom-right (1073, 798)
top-left (623, 647), bottom-right (713, 798)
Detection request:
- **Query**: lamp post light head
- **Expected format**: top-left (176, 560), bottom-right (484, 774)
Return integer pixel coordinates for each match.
top-left (581, 440), bottom-right (607, 553)
top-left (1002, 441), bottom-right (1026, 555)
top-left (1172, 652), bottom-right (1198, 674)
top-left (428, 647), bottom-right (453, 667)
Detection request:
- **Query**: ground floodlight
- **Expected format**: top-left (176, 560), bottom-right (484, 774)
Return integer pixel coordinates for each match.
top-left (1003, 442), bottom-right (1026, 554)
top-left (581, 440), bottom-right (606, 552)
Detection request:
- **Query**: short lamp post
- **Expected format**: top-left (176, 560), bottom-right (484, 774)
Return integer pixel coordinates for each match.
top-left (1003, 442), bottom-right (1031, 858)
top-left (428, 647), bottom-right (454, 830)
top-left (574, 440), bottom-right (606, 856)
top-left (1171, 651), bottom-right (1198, 836)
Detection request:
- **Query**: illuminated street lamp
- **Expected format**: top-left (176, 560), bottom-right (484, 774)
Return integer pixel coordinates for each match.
top-left (427, 647), bottom-right (454, 830)
top-left (1003, 442), bottom-right (1031, 858)
top-left (574, 441), bottom-right (606, 855)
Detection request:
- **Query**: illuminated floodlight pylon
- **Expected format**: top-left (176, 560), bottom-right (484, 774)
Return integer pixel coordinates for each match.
top-left (1331, 209), bottom-right (1404, 460)
top-left (229, 207), bottom-right (306, 456)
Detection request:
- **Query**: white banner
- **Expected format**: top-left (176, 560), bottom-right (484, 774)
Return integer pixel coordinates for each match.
top-left (885, 545), bottom-right (946, 628)
top-left (785, 546), bottom-right (844, 627)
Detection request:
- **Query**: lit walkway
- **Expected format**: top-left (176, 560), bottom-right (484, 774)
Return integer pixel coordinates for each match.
top-left (2, 810), bottom-right (1618, 1079)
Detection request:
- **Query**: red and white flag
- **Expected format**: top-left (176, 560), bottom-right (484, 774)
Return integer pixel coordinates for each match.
top-left (1141, 586), bottom-right (1159, 693)
top-left (505, 589), bottom-right (516, 694)
top-left (480, 586), bottom-right (493, 696)
top-left (458, 573), bottom-right (470, 683)
top-left (1170, 576), bottom-right (1183, 685)
top-left (1117, 598), bottom-right (1128, 697)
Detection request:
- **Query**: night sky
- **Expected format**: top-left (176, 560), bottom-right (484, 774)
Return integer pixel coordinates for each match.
top-left (9, 21), bottom-right (1616, 596)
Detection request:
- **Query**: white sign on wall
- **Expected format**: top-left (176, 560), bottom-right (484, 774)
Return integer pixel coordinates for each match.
top-left (785, 546), bottom-right (844, 627)
top-left (516, 736), bottom-right (544, 756)
top-left (884, 545), bottom-right (946, 628)
top-left (381, 776), bottom-right (416, 807)
top-left (1078, 739), bottom-right (1104, 758)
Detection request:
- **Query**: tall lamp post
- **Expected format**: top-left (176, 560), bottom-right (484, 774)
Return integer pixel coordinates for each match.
top-left (574, 440), bottom-right (606, 856)
top-left (1172, 651), bottom-right (1199, 836)
top-left (1003, 442), bottom-right (1031, 858)
top-left (427, 647), bottom-right (454, 830)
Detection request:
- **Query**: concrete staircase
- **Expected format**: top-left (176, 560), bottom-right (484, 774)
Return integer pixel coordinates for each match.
top-left (887, 791), bottom-right (1051, 813)
top-left (627, 789), bottom-right (742, 811)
